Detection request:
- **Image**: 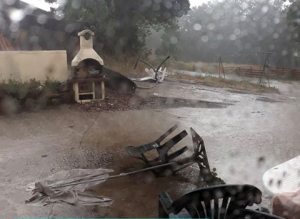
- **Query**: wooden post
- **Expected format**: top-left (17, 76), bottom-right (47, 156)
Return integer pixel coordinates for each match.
top-left (92, 82), bottom-right (95, 100)
top-left (73, 82), bottom-right (79, 103)
top-left (101, 81), bottom-right (105, 100)
top-left (218, 56), bottom-right (221, 77)
top-left (218, 55), bottom-right (225, 78)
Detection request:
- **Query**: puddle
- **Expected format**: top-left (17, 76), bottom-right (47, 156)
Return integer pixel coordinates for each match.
top-left (132, 96), bottom-right (232, 109)
top-left (227, 89), bottom-right (256, 95)
top-left (256, 97), bottom-right (280, 103)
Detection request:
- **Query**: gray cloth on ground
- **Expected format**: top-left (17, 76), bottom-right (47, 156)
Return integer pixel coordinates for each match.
top-left (25, 168), bottom-right (114, 206)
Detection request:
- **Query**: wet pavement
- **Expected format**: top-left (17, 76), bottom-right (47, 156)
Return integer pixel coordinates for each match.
top-left (0, 80), bottom-right (300, 218)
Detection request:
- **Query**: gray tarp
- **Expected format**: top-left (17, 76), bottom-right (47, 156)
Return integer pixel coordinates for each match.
top-left (26, 168), bottom-right (114, 206)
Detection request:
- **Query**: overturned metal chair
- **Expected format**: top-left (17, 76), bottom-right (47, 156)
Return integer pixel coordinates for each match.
top-left (126, 125), bottom-right (212, 178)
top-left (158, 184), bottom-right (284, 219)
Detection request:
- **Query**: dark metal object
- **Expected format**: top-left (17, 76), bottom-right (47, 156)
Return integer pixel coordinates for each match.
top-left (259, 52), bottom-right (272, 87)
top-left (219, 55), bottom-right (225, 78)
top-left (126, 125), bottom-right (211, 178)
top-left (158, 184), bottom-right (284, 219)
top-left (102, 66), bottom-right (137, 93)
top-left (134, 55), bottom-right (170, 82)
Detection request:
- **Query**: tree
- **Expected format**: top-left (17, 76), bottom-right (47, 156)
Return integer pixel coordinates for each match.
top-left (170, 0), bottom-right (295, 66)
top-left (45, 0), bottom-right (190, 57)
top-left (287, 0), bottom-right (300, 42)
top-left (155, 25), bottom-right (181, 59)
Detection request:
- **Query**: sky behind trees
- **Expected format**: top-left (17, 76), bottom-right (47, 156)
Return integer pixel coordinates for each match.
top-left (21, 0), bottom-right (210, 11)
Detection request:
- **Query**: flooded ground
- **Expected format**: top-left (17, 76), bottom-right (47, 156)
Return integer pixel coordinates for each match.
top-left (0, 79), bottom-right (299, 218)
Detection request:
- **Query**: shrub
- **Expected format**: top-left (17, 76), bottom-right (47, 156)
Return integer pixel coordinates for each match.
top-left (0, 79), bottom-right (63, 114)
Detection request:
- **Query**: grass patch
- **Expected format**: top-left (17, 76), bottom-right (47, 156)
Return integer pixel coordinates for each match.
top-left (168, 60), bottom-right (196, 72)
top-left (196, 62), bottom-right (219, 73)
top-left (170, 73), bottom-right (279, 93)
top-left (168, 61), bottom-right (261, 74)
top-left (166, 60), bottom-right (220, 74)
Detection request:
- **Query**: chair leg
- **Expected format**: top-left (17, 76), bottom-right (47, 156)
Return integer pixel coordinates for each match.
top-left (159, 201), bottom-right (169, 218)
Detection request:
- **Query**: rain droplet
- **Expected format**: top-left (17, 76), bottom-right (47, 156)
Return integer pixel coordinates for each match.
top-left (193, 23), bottom-right (202, 31)
top-left (30, 35), bottom-right (39, 44)
top-left (153, 3), bottom-right (160, 11)
top-left (282, 50), bottom-right (288, 56)
top-left (164, 1), bottom-right (172, 9)
top-left (9, 22), bottom-right (19, 32)
top-left (233, 7), bottom-right (239, 15)
top-left (274, 18), bottom-right (280, 24)
top-left (37, 14), bottom-right (48, 25)
top-left (230, 34), bottom-right (236, 41)
top-left (207, 23), bottom-right (215, 30)
top-left (5, 0), bottom-right (16, 6)
top-left (240, 16), bottom-right (247, 21)
top-left (268, 179), bottom-right (273, 186)
top-left (277, 180), bottom-right (282, 188)
top-left (163, 12), bottom-right (171, 19)
top-left (261, 22), bottom-right (267, 29)
top-left (174, 3), bottom-right (180, 11)
top-left (201, 35), bottom-right (209, 42)
top-left (170, 36), bottom-right (178, 44)
top-left (262, 6), bottom-right (269, 14)
top-left (241, 2), bottom-right (248, 10)
top-left (245, 43), bottom-right (251, 50)
top-left (72, 0), bottom-right (81, 9)
top-left (9, 9), bottom-right (25, 23)
top-left (273, 33), bottom-right (279, 39)
top-left (234, 28), bottom-right (241, 35)
top-left (58, 0), bottom-right (68, 6)
top-left (282, 171), bottom-right (286, 177)
top-left (233, 16), bottom-right (240, 23)
top-left (257, 156), bottom-right (265, 166)
top-left (206, 8), bottom-right (213, 14)
top-left (217, 34), bottom-right (223, 40)
top-left (144, 0), bottom-right (152, 7)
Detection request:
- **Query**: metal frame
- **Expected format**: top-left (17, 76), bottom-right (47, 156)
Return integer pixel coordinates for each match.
top-left (259, 52), bottom-right (272, 87)
top-left (219, 55), bottom-right (226, 78)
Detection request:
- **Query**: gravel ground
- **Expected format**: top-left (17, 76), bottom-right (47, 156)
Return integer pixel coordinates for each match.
top-left (0, 79), bottom-right (299, 218)
top-left (77, 90), bottom-right (231, 112)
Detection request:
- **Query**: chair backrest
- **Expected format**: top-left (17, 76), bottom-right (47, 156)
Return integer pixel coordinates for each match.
top-left (169, 185), bottom-right (262, 219)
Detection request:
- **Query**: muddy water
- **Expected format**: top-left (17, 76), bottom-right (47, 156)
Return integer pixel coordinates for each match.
top-left (0, 80), bottom-right (300, 218)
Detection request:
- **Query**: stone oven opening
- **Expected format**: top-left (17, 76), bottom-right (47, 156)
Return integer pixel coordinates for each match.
top-left (75, 58), bottom-right (103, 78)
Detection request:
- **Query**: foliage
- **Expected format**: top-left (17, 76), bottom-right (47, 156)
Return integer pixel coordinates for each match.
top-left (155, 25), bottom-right (181, 59)
top-left (287, 0), bottom-right (300, 42)
top-left (45, 0), bottom-right (190, 57)
top-left (0, 79), bottom-right (61, 112)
